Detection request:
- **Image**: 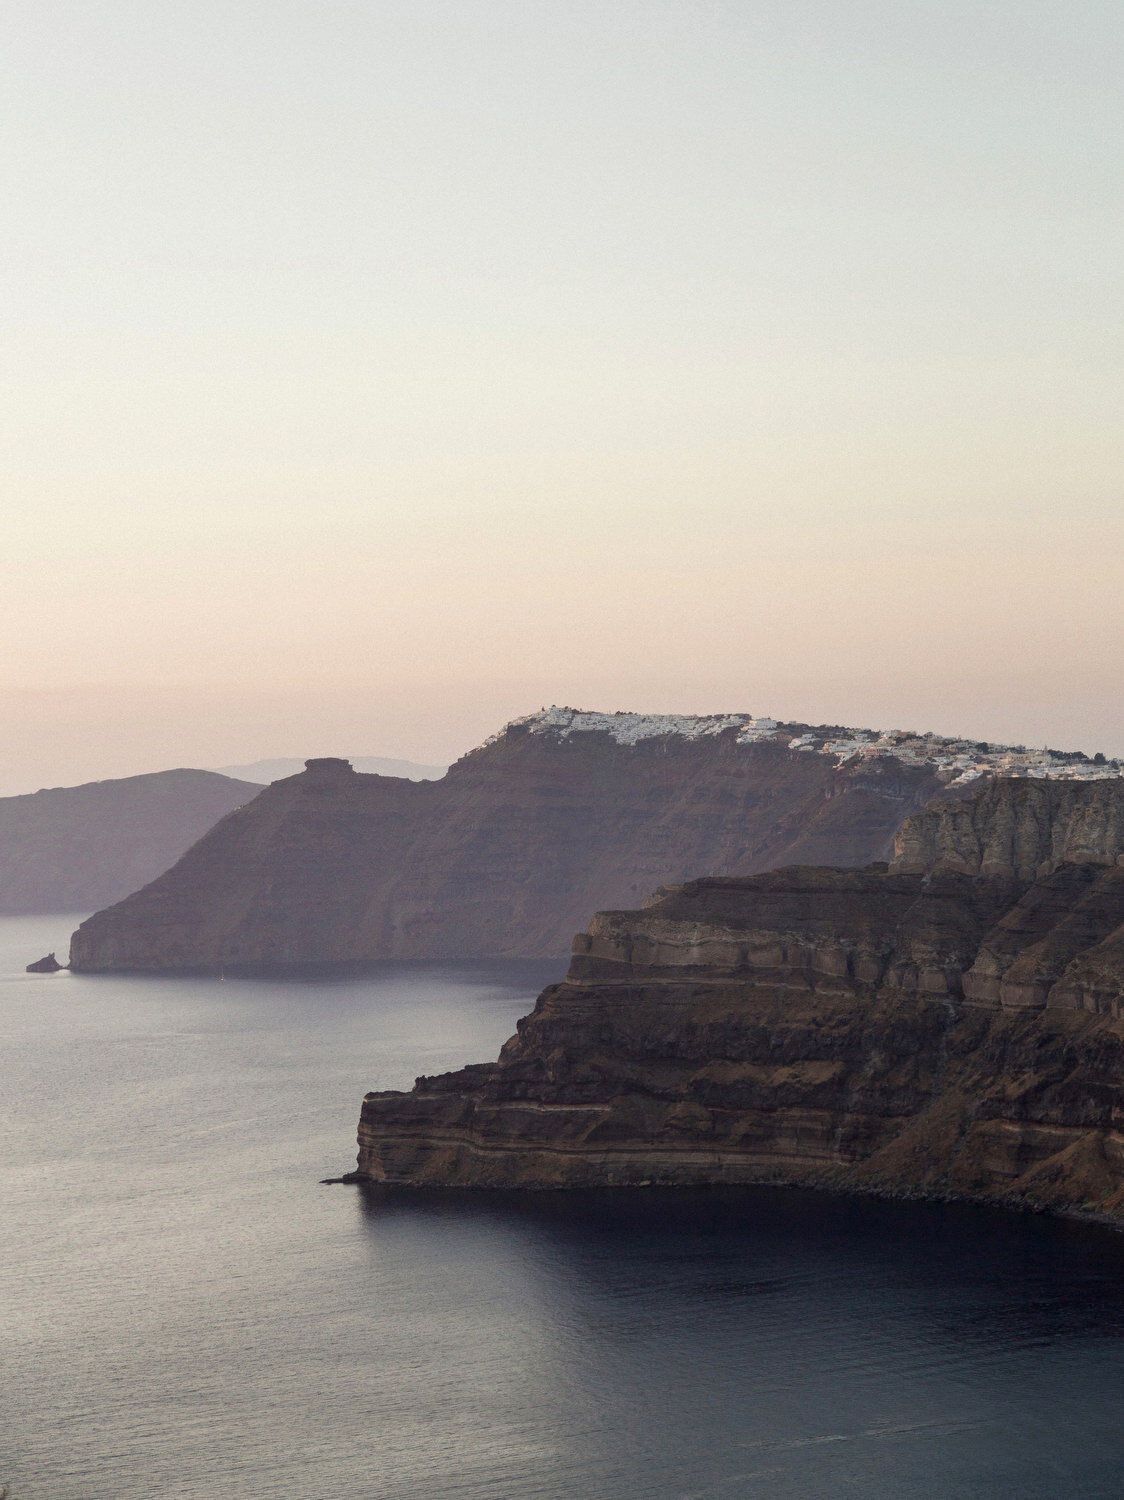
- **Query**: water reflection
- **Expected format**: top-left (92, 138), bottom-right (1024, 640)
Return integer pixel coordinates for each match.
top-left (4, 916), bottom-right (1124, 1500)
top-left (354, 1184), bottom-right (1124, 1498)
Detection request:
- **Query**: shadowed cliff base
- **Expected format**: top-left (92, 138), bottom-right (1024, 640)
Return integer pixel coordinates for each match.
top-left (355, 860), bottom-right (1124, 1221)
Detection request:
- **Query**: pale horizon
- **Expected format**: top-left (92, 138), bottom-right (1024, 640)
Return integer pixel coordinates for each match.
top-left (3, 679), bottom-right (1122, 799)
top-left (4, 1), bottom-right (1122, 796)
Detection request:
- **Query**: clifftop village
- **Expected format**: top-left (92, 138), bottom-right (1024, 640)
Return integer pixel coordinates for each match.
top-left (795, 729), bottom-right (1122, 786)
top-left (516, 707), bottom-right (1123, 786)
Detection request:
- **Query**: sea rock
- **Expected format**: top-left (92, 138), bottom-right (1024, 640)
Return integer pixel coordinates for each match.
top-left (25, 951), bottom-right (64, 972)
top-left (355, 862), bottom-right (1124, 1218)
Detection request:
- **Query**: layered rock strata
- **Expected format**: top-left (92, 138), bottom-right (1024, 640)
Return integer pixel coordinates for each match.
top-left (69, 720), bottom-right (954, 971)
top-left (892, 778), bottom-right (1124, 880)
top-left (357, 863), bottom-right (1124, 1218)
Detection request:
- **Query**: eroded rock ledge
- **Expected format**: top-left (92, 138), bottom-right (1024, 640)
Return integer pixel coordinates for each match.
top-left (891, 777), bottom-right (1124, 881)
top-left (356, 864), bottom-right (1124, 1218)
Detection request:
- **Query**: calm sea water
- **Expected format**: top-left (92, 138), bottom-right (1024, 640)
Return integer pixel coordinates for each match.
top-left (4, 914), bottom-right (1124, 1499)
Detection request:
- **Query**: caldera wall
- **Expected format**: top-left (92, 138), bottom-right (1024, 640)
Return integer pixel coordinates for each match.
top-left (356, 862), bottom-right (1124, 1218)
top-left (891, 777), bottom-right (1124, 880)
top-left (69, 715), bottom-right (952, 971)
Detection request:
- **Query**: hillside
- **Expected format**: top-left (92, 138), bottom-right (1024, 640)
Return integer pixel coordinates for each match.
top-left (68, 707), bottom-right (1123, 972)
top-left (0, 770), bottom-right (260, 914)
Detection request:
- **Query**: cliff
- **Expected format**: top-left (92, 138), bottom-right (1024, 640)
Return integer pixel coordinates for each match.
top-left (69, 714), bottom-right (960, 971)
top-left (891, 777), bottom-right (1124, 880)
top-left (355, 860), bottom-right (1124, 1218)
top-left (0, 769), bottom-right (259, 914)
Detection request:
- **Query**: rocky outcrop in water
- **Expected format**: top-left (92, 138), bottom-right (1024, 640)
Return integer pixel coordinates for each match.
top-left (26, 952), bottom-right (64, 972)
top-left (68, 716), bottom-right (956, 971)
top-left (356, 860), bottom-right (1124, 1218)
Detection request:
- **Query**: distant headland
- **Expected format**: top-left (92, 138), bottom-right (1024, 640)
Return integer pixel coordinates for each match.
top-left (68, 707), bottom-right (1124, 974)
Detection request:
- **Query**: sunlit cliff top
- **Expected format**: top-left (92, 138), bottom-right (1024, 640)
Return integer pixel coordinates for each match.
top-left (483, 706), bottom-right (1122, 786)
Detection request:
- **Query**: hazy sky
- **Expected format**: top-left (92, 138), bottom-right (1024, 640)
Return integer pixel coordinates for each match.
top-left (3, 1), bottom-right (1122, 793)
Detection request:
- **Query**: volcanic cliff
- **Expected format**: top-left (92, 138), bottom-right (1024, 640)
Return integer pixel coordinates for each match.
top-left (355, 780), bottom-right (1124, 1220)
top-left (69, 711), bottom-right (964, 971)
top-left (891, 777), bottom-right (1124, 879)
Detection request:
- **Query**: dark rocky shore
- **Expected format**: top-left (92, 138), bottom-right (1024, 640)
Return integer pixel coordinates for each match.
top-left (355, 782), bottom-right (1124, 1220)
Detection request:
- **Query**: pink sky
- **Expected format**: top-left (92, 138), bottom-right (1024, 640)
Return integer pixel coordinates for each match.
top-left (3, 2), bottom-right (1121, 795)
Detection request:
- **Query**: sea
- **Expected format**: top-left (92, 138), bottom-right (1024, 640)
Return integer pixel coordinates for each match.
top-left (3, 913), bottom-right (1124, 1500)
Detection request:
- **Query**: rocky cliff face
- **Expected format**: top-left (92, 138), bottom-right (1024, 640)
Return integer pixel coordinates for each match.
top-left (892, 778), bottom-right (1124, 880)
top-left (69, 717), bottom-right (954, 971)
top-left (0, 769), bottom-right (259, 914)
top-left (356, 861), bottom-right (1124, 1218)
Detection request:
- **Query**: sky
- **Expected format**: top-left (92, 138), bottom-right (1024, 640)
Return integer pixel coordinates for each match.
top-left (2, 0), bottom-right (1122, 794)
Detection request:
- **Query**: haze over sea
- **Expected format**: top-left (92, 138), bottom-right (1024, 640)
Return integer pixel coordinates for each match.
top-left (3, 916), bottom-right (1124, 1498)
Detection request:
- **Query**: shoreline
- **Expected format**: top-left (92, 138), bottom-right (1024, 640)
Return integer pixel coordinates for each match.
top-left (326, 1164), bottom-right (1124, 1234)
